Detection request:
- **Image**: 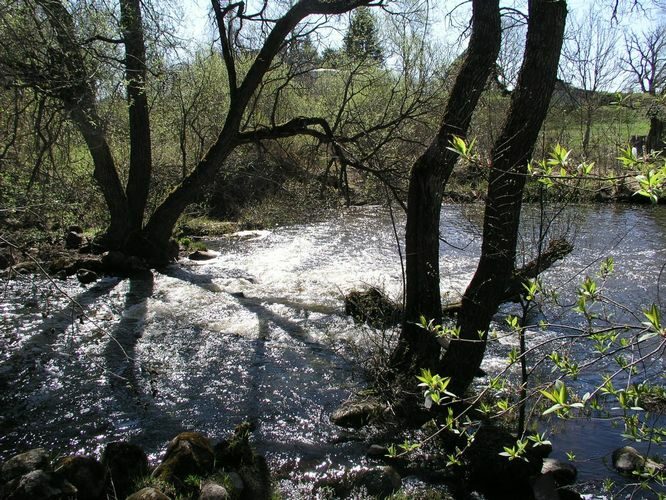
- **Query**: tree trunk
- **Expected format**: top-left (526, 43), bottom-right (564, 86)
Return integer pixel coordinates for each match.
top-left (646, 116), bottom-right (664, 153)
top-left (441, 0), bottom-right (567, 398)
top-left (36, 0), bottom-right (130, 247)
top-left (141, 0), bottom-right (377, 261)
top-left (389, 0), bottom-right (501, 375)
top-left (120, 0), bottom-right (153, 233)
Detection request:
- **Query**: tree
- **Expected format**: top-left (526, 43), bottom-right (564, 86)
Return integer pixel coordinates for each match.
top-left (343, 6), bottom-right (383, 63)
top-left (0, 0), bottom-right (382, 264)
top-left (623, 24), bottom-right (666, 152)
top-left (389, 0), bottom-right (502, 377)
top-left (391, 0), bottom-right (568, 399)
top-left (561, 1), bottom-right (620, 156)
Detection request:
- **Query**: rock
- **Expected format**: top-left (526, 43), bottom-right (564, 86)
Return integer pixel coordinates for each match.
top-left (0, 249), bottom-right (15, 270)
top-left (559, 488), bottom-right (584, 500)
top-left (76, 269), bottom-right (99, 284)
top-left (65, 231), bottom-right (85, 250)
top-left (213, 422), bottom-right (255, 468)
top-left (102, 251), bottom-right (147, 274)
top-left (101, 441), bottom-right (149, 500)
top-left (4, 470), bottom-right (77, 500)
top-left (126, 486), bottom-right (171, 500)
top-left (330, 399), bottom-right (384, 429)
top-left (199, 482), bottom-right (230, 500)
top-left (344, 287), bottom-right (401, 328)
top-left (612, 446), bottom-right (645, 474)
top-left (153, 432), bottom-right (214, 485)
top-left (56, 455), bottom-right (106, 500)
top-left (1, 448), bottom-right (51, 483)
top-left (238, 454), bottom-right (271, 500)
top-left (367, 444), bottom-right (389, 458)
top-left (213, 423), bottom-right (270, 500)
top-left (541, 458), bottom-right (576, 486)
top-left (532, 473), bottom-right (558, 500)
top-left (466, 425), bottom-right (544, 499)
top-left (188, 249), bottom-right (219, 261)
top-left (355, 466), bottom-right (402, 499)
top-left (226, 472), bottom-right (245, 496)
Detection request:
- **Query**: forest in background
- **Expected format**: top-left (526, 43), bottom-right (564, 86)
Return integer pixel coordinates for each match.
top-left (0, 0), bottom-right (663, 245)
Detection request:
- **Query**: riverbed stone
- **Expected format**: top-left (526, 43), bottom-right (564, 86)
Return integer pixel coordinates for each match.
top-left (1, 448), bottom-right (51, 483)
top-left (76, 268), bottom-right (99, 284)
top-left (101, 441), bottom-right (148, 499)
top-left (56, 455), bottom-right (106, 500)
top-left (153, 432), bottom-right (214, 485)
top-left (189, 249), bottom-right (219, 261)
top-left (541, 458), bottom-right (577, 486)
top-left (199, 481), bottom-right (230, 499)
top-left (367, 444), bottom-right (390, 458)
top-left (330, 399), bottom-right (385, 428)
top-left (355, 466), bottom-right (402, 499)
top-left (126, 486), bottom-right (171, 500)
top-left (612, 446), bottom-right (645, 474)
top-left (4, 469), bottom-right (77, 500)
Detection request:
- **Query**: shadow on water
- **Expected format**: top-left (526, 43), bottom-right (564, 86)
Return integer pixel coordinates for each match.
top-left (163, 266), bottom-right (363, 460)
top-left (0, 278), bottom-right (123, 456)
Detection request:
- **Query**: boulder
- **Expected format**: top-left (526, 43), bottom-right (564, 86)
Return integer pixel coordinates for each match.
top-left (56, 455), bottom-right (106, 500)
top-left (541, 458), bottom-right (577, 486)
top-left (153, 432), bottom-right (214, 485)
top-left (1, 448), bottom-right (51, 483)
top-left (188, 249), bottom-right (219, 261)
top-left (4, 469), bottom-right (77, 500)
top-left (65, 231), bottom-right (85, 250)
top-left (330, 399), bottom-right (385, 429)
top-left (612, 446), bottom-right (645, 474)
top-left (76, 269), bottom-right (99, 285)
top-left (355, 466), bottom-right (402, 499)
top-left (126, 487), bottom-right (171, 500)
top-left (101, 441), bottom-right (149, 499)
top-left (199, 482), bottom-right (230, 500)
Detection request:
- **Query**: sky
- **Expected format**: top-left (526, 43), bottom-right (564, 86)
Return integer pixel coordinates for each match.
top-left (177, 0), bottom-right (663, 91)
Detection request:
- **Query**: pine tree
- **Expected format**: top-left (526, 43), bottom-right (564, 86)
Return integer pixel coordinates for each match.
top-left (343, 7), bottom-right (383, 63)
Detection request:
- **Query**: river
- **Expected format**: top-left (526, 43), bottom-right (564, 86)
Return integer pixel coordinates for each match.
top-left (0, 203), bottom-right (664, 497)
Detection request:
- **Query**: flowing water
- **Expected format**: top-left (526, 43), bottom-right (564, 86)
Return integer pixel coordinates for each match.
top-left (0, 204), bottom-right (664, 497)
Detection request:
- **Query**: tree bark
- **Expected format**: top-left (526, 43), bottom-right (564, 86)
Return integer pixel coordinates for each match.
top-left (35, 0), bottom-right (130, 246)
top-left (120, 0), bottom-right (152, 233)
top-left (441, 0), bottom-right (567, 398)
top-left (389, 0), bottom-right (501, 374)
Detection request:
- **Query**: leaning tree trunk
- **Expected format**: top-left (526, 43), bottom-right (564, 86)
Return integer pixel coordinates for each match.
top-left (35, 0), bottom-right (131, 247)
top-left (440, 0), bottom-right (567, 398)
top-left (389, 0), bottom-right (502, 376)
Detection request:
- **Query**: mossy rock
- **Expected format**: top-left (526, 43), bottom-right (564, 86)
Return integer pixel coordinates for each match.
top-left (153, 432), bottom-right (215, 487)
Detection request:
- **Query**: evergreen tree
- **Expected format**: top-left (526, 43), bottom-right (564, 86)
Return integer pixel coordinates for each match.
top-left (343, 7), bottom-right (383, 63)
